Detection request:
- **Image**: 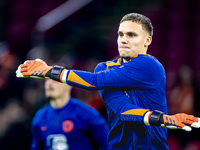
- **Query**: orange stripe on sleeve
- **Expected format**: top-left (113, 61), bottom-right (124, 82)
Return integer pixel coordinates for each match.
top-left (67, 71), bottom-right (95, 87)
top-left (106, 58), bottom-right (121, 69)
top-left (121, 109), bottom-right (149, 116)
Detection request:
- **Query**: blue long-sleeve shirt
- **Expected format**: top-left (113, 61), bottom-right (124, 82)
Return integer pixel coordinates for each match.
top-left (31, 97), bottom-right (109, 150)
top-left (64, 54), bottom-right (169, 150)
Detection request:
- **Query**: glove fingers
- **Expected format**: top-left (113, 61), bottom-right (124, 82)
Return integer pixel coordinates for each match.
top-left (16, 65), bottom-right (24, 78)
top-left (187, 115), bottom-right (199, 122)
top-left (184, 119), bottom-right (200, 127)
top-left (16, 65), bottom-right (21, 73)
top-left (190, 116), bottom-right (199, 122)
top-left (16, 72), bottom-right (24, 78)
top-left (35, 58), bottom-right (43, 61)
top-left (182, 115), bottom-right (200, 128)
top-left (16, 62), bottom-right (32, 77)
top-left (21, 64), bottom-right (27, 68)
top-left (20, 61), bottom-right (37, 73)
top-left (21, 68), bottom-right (27, 72)
top-left (182, 126), bottom-right (192, 132)
top-left (191, 118), bottom-right (200, 128)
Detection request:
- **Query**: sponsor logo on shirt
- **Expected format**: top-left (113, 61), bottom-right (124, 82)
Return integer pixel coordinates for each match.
top-left (47, 134), bottom-right (69, 150)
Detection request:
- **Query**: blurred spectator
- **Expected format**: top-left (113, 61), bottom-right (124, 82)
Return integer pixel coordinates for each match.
top-left (30, 78), bottom-right (108, 150)
top-left (167, 64), bottom-right (200, 149)
top-left (168, 65), bottom-right (195, 115)
top-left (0, 41), bottom-right (22, 105)
top-left (0, 98), bottom-right (31, 150)
top-left (0, 98), bottom-right (25, 138)
top-left (22, 79), bottom-right (46, 117)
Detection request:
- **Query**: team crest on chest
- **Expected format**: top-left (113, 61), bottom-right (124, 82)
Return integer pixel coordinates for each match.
top-left (62, 120), bottom-right (74, 133)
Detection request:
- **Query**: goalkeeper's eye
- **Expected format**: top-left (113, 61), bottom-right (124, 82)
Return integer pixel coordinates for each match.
top-left (118, 31), bottom-right (123, 37)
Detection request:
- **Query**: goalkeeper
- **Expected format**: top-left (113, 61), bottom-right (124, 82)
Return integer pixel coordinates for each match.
top-left (16, 13), bottom-right (200, 150)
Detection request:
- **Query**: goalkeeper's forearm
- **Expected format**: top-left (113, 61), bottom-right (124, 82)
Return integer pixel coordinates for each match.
top-left (16, 59), bottom-right (97, 90)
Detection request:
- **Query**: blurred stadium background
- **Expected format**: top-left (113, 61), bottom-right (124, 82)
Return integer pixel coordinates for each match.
top-left (0, 0), bottom-right (200, 149)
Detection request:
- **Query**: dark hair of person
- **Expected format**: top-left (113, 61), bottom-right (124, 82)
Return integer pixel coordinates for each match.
top-left (120, 13), bottom-right (153, 36)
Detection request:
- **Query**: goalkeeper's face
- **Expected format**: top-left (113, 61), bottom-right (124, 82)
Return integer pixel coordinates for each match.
top-left (45, 79), bottom-right (71, 100)
top-left (117, 21), bottom-right (152, 62)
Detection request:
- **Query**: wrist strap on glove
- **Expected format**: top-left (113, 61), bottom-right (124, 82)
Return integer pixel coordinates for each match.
top-left (149, 110), bottom-right (164, 126)
top-left (46, 65), bottom-right (64, 81)
top-left (144, 110), bottom-right (164, 126)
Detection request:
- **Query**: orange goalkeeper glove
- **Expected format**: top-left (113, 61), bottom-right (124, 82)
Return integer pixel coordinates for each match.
top-left (16, 58), bottom-right (65, 81)
top-left (144, 110), bottom-right (200, 131)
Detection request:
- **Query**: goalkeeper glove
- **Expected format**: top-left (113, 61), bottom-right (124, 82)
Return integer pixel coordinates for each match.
top-left (16, 58), bottom-right (66, 82)
top-left (144, 110), bottom-right (200, 131)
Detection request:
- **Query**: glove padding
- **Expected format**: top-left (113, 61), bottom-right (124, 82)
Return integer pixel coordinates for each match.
top-left (145, 110), bottom-right (200, 132)
top-left (16, 58), bottom-right (52, 79)
top-left (162, 113), bottom-right (200, 132)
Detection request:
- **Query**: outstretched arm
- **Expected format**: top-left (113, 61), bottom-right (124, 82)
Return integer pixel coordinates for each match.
top-left (100, 89), bottom-right (200, 131)
top-left (16, 57), bottom-right (161, 90)
top-left (16, 59), bottom-right (98, 90)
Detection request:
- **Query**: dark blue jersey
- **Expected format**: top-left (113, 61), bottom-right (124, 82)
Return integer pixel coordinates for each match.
top-left (64, 54), bottom-right (169, 150)
top-left (31, 97), bottom-right (109, 150)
